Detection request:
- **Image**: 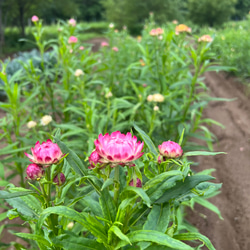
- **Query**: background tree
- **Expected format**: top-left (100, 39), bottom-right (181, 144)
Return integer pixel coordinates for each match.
top-left (233, 0), bottom-right (250, 20)
top-left (187, 0), bottom-right (237, 26)
top-left (101, 0), bottom-right (185, 34)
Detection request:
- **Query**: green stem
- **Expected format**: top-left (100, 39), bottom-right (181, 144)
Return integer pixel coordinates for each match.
top-left (113, 166), bottom-right (120, 206)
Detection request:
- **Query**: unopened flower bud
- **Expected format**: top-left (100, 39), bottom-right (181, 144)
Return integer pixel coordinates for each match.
top-left (154, 106), bottom-right (159, 111)
top-left (53, 173), bottom-right (66, 186)
top-left (27, 121), bottom-right (37, 129)
top-left (88, 150), bottom-right (101, 169)
top-left (31, 16), bottom-right (39, 22)
top-left (158, 141), bottom-right (183, 158)
top-left (40, 115), bottom-right (52, 126)
top-left (129, 178), bottom-right (142, 188)
top-left (26, 164), bottom-right (44, 180)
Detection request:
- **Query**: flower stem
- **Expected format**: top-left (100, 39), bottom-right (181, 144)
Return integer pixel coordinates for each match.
top-left (113, 166), bottom-right (120, 206)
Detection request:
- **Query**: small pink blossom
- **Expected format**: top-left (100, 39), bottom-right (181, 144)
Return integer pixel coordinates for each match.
top-left (94, 131), bottom-right (144, 167)
top-left (101, 41), bottom-right (109, 47)
top-left (129, 178), bottom-right (142, 188)
top-left (53, 173), bottom-right (66, 186)
top-left (150, 29), bottom-right (158, 36)
top-left (26, 163), bottom-right (44, 180)
top-left (88, 150), bottom-right (102, 169)
top-left (25, 139), bottom-right (64, 167)
top-left (79, 46), bottom-right (84, 50)
top-left (31, 16), bottom-right (39, 22)
top-left (68, 18), bottom-right (76, 27)
top-left (158, 141), bottom-right (183, 159)
top-left (112, 47), bottom-right (119, 52)
top-left (68, 36), bottom-right (78, 44)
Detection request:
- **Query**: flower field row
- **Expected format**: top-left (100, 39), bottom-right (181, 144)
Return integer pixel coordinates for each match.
top-left (0, 16), bottom-right (225, 249)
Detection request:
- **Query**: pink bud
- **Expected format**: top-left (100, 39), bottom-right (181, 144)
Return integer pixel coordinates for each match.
top-left (112, 47), bottom-right (119, 52)
top-left (53, 173), bottom-right (66, 186)
top-left (68, 36), bottom-right (78, 44)
top-left (158, 141), bottom-right (183, 158)
top-left (79, 46), bottom-right (84, 50)
top-left (129, 178), bottom-right (142, 188)
top-left (101, 41), bottom-right (109, 47)
top-left (88, 150), bottom-right (101, 169)
top-left (68, 18), bottom-right (76, 27)
top-left (31, 16), bottom-right (39, 22)
top-left (26, 164), bottom-right (44, 180)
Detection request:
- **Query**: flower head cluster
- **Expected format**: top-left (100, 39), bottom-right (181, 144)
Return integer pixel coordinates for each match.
top-left (68, 36), bottom-right (78, 44)
top-left (88, 131), bottom-right (144, 168)
top-left (74, 69), bottom-right (84, 77)
top-left (25, 139), bottom-right (65, 181)
top-left (175, 24), bottom-right (192, 35)
top-left (112, 47), bottom-right (119, 52)
top-left (68, 18), bottom-right (76, 27)
top-left (31, 16), bottom-right (39, 22)
top-left (101, 41), bottom-right (109, 47)
top-left (198, 35), bottom-right (213, 43)
top-left (41, 115), bottom-right (52, 126)
top-left (150, 27), bottom-right (164, 36)
top-left (27, 121), bottom-right (37, 129)
top-left (158, 141), bottom-right (183, 163)
top-left (147, 93), bottom-right (165, 103)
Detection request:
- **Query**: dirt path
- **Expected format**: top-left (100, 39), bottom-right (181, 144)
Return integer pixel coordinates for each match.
top-left (187, 72), bottom-right (250, 250)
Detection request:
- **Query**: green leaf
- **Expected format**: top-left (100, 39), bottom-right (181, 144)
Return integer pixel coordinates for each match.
top-left (133, 124), bottom-right (158, 157)
top-left (143, 171), bottom-right (183, 190)
top-left (184, 151), bottom-right (226, 156)
top-left (101, 178), bottom-right (114, 191)
top-left (99, 188), bottom-right (117, 222)
top-left (156, 175), bottom-right (214, 204)
top-left (121, 186), bottom-right (151, 207)
top-left (52, 233), bottom-right (106, 250)
top-left (37, 206), bottom-right (108, 245)
top-left (174, 232), bottom-right (216, 250)
top-left (0, 190), bottom-right (35, 199)
top-left (115, 230), bottom-right (193, 250)
top-left (14, 233), bottom-right (51, 247)
top-left (108, 225), bottom-right (131, 245)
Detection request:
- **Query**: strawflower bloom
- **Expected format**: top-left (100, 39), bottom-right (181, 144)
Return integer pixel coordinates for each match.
top-left (40, 115), bottom-right (52, 126)
top-left (26, 163), bottom-right (44, 180)
top-left (198, 34), bottom-right (213, 43)
top-left (129, 178), bottom-right (142, 188)
top-left (158, 141), bottom-right (183, 159)
top-left (109, 23), bottom-right (114, 28)
top-left (27, 121), bottom-right (37, 129)
top-left (31, 16), bottom-right (39, 22)
top-left (74, 69), bottom-right (84, 77)
top-left (94, 131), bottom-right (144, 167)
top-left (147, 93), bottom-right (164, 103)
top-left (25, 139), bottom-right (64, 167)
top-left (88, 150), bottom-right (102, 169)
top-left (101, 41), bottom-right (109, 47)
top-left (112, 47), bottom-right (119, 52)
top-left (150, 29), bottom-right (158, 36)
top-left (68, 36), bottom-right (78, 44)
top-left (156, 27), bottom-right (164, 35)
top-left (68, 18), bottom-right (76, 27)
top-left (175, 24), bottom-right (192, 35)
top-left (79, 46), bottom-right (84, 50)
top-left (53, 173), bottom-right (66, 186)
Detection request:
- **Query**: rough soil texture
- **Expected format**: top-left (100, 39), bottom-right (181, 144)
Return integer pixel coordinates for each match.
top-left (1, 39), bottom-right (250, 249)
top-left (187, 72), bottom-right (250, 250)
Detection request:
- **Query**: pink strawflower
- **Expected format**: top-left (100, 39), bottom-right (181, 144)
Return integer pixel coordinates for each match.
top-left (101, 41), bottom-right (109, 47)
top-left (25, 139), bottom-right (64, 167)
top-left (94, 131), bottom-right (144, 167)
top-left (158, 141), bottom-right (183, 159)
top-left (31, 16), bottom-right (39, 22)
top-left (198, 34), bottom-right (213, 43)
top-left (79, 46), bottom-right (84, 50)
top-left (112, 47), bottom-right (119, 52)
top-left (150, 29), bottom-right (158, 36)
top-left (68, 36), bottom-right (78, 44)
top-left (68, 18), bottom-right (76, 27)
top-left (26, 163), bottom-right (44, 180)
top-left (53, 173), bottom-right (66, 186)
top-left (88, 150), bottom-right (102, 169)
top-left (129, 178), bottom-right (142, 188)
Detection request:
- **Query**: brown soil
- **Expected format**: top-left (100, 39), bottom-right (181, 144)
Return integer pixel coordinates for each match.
top-left (187, 72), bottom-right (250, 250)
